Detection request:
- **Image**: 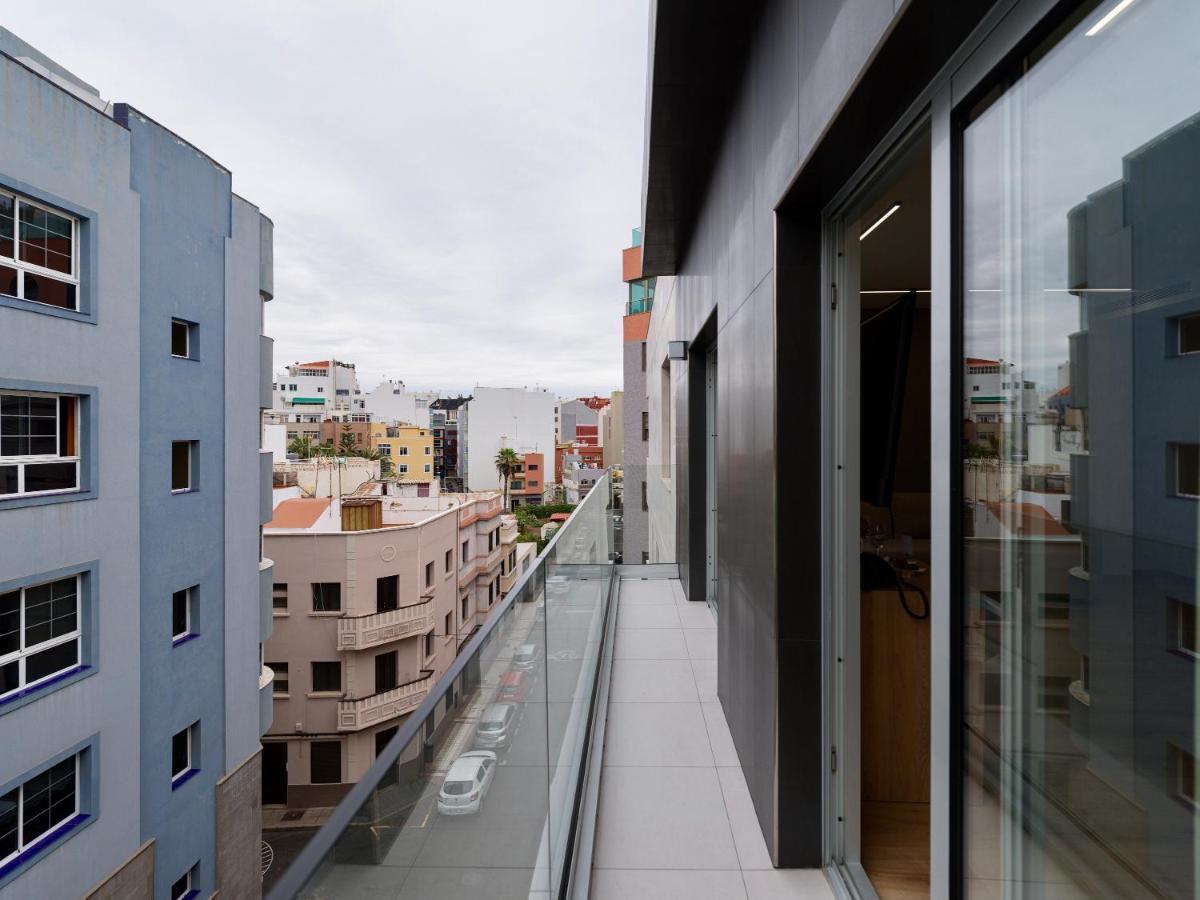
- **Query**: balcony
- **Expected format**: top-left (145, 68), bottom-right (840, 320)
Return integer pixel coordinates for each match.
top-left (335, 597), bottom-right (434, 650)
top-left (500, 516), bottom-right (519, 544)
top-left (336, 670), bottom-right (434, 732)
top-left (500, 564), bottom-right (519, 594)
top-left (259, 664), bottom-right (274, 734)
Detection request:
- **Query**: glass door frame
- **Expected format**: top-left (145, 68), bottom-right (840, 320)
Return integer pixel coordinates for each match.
top-left (812, 1), bottom-right (1073, 896)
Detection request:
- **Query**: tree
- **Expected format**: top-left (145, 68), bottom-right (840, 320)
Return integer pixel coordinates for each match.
top-left (338, 422), bottom-right (357, 456)
top-left (288, 435), bottom-right (315, 459)
top-left (494, 447), bottom-right (520, 510)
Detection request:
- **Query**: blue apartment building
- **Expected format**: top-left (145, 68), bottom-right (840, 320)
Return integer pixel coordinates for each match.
top-left (0, 29), bottom-right (276, 899)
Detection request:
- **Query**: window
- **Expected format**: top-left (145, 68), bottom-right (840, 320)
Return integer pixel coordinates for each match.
top-left (444, 612), bottom-right (452, 639)
top-left (1174, 443), bottom-right (1199, 498)
top-left (171, 588), bottom-right (194, 644)
top-left (171, 723), bottom-right (197, 786)
top-left (1, 575), bottom-right (81, 701)
top-left (374, 651), bottom-right (398, 693)
top-left (641, 480), bottom-right (648, 512)
top-left (376, 442), bottom-right (391, 456)
top-left (170, 319), bottom-right (192, 359)
top-left (397, 464), bottom-right (408, 474)
top-left (424, 464), bottom-right (430, 473)
top-left (424, 561), bottom-right (434, 588)
top-left (445, 549), bottom-right (453, 572)
top-left (171, 441), bottom-right (194, 493)
top-left (0, 193), bottom-right (78, 310)
top-left (376, 575), bottom-right (398, 613)
top-left (640, 341), bottom-right (647, 372)
top-left (309, 741), bottom-right (341, 785)
top-left (170, 865), bottom-right (197, 900)
top-left (425, 446), bottom-right (431, 455)
top-left (1180, 315), bottom-right (1200, 355)
top-left (528, 463), bottom-right (539, 471)
top-left (0, 754), bottom-right (79, 871)
top-left (1174, 599), bottom-right (1197, 658)
top-left (424, 632), bottom-right (434, 658)
top-left (641, 411), bottom-right (649, 442)
top-left (316, 386), bottom-right (324, 393)
top-left (0, 393), bottom-right (80, 498)
top-left (335, 389), bottom-right (349, 396)
top-left (462, 595), bottom-right (470, 620)
top-left (399, 446), bottom-right (409, 456)
top-left (1175, 744), bottom-right (1198, 809)
top-left (269, 662), bottom-right (288, 694)
top-left (462, 540), bottom-right (469, 560)
top-left (311, 583), bottom-right (341, 613)
top-left (375, 726), bottom-right (399, 759)
top-left (272, 583), bottom-right (287, 611)
top-left (529, 479), bottom-right (539, 487)
top-left (311, 661), bottom-right (341, 693)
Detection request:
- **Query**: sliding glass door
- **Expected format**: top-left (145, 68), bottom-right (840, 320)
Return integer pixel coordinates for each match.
top-left (959, 0), bottom-right (1200, 894)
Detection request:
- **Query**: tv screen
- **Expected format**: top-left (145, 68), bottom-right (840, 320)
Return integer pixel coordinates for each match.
top-left (860, 292), bottom-right (915, 509)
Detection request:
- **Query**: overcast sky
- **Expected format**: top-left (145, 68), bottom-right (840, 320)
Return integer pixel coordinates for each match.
top-left (6, 2), bottom-right (648, 398)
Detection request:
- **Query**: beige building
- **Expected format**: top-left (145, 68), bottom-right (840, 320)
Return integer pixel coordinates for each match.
top-left (261, 489), bottom-right (518, 809)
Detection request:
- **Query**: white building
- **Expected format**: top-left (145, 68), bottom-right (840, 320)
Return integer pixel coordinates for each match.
top-left (463, 386), bottom-right (556, 492)
top-left (272, 358), bottom-right (363, 414)
top-left (362, 379), bottom-right (438, 427)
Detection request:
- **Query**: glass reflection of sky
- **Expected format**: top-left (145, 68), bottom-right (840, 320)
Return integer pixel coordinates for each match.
top-left (963, 0), bottom-right (1200, 388)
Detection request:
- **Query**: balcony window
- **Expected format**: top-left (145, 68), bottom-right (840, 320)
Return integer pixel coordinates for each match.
top-left (171, 441), bottom-right (194, 493)
top-left (376, 575), bottom-right (398, 613)
top-left (311, 661), bottom-right (341, 694)
top-left (269, 662), bottom-right (288, 695)
top-left (375, 651), bottom-right (398, 693)
top-left (0, 194), bottom-right (78, 310)
top-left (311, 583), bottom-right (341, 613)
top-left (425, 562), bottom-right (434, 589)
top-left (1, 575), bottom-right (81, 702)
top-left (0, 754), bottom-right (79, 871)
top-left (310, 741), bottom-right (341, 785)
top-left (0, 393), bottom-right (80, 498)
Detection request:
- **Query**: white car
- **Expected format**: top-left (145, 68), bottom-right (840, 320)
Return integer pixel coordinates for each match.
top-left (437, 751), bottom-right (497, 816)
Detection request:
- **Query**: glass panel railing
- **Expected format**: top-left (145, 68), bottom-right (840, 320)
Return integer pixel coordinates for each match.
top-left (266, 474), bottom-right (614, 900)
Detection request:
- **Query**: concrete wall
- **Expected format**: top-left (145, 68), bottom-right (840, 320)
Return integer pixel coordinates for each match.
top-left (464, 387), bottom-right (556, 491)
top-left (362, 381), bottom-right (436, 427)
top-left (0, 44), bottom-right (144, 900)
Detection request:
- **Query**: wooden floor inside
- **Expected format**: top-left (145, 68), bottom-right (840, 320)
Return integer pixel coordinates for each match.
top-left (862, 801), bottom-right (930, 899)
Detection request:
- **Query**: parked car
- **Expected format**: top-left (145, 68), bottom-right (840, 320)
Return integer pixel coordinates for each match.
top-left (497, 670), bottom-right (529, 703)
top-left (437, 751), bottom-right (498, 815)
top-left (512, 643), bottom-right (539, 671)
top-left (475, 703), bottom-right (518, 749)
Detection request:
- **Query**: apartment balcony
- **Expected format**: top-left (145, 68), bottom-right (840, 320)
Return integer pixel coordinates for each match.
top-left (500, 564), bottom-right (519, 594)
top-left (336, 597), bottom-right (434, 651)
top-left (500, 516), bottom-right (519, 544)
top-left (259, 664), bottom-right (274, 734)
top-left (336, 670), bottom-right (434, 732)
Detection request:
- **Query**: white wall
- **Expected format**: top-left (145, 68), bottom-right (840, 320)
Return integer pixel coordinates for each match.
top-left (263, 419), bottom-right (288, 463)
top-left (644, 276), bottom-right (678, 563)
top-left (362, 380), bottom-right (436, 427)
top-left (465, 387), bottom-right (556, 491)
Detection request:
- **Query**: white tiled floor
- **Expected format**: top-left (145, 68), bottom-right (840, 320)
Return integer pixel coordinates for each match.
top-left (591, 578), bottom-right (834, 899)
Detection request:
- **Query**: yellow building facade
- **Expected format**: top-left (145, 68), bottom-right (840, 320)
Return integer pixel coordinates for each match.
top-left (369, 423), bottom-right (434, 481)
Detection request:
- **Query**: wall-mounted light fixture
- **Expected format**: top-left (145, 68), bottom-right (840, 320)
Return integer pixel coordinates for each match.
top-left (667, 341), bottom-right (688, 361)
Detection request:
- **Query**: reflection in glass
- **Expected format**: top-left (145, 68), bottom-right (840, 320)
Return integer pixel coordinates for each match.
top-left (961, 0), bottom-right (1200, 895)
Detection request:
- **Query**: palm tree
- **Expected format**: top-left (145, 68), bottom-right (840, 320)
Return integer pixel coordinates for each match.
top-left (494, 447), bottom-right (520, 510)
top-left (288, 435), bottom-right (315, 459)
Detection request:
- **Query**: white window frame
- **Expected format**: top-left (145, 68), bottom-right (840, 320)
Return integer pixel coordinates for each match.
top-left (0, 575), bottom-right (82, 701)
top-left (0, 391), bottom-right (81, 499)
top-left (0, 753), bottom-right (80, 870)
top-left (398, 464), bottom-right (408, 474)
top-left (171, 441), bottom-right (193, 494)
top-left (0, 192), bottom-right (80, 310)
top-left (170, 319), bottom-right (191, 359)
top-left (171, 724), bottom-right (196, 785)
top-left (424, 464), bottom-right (431, 473)
top-left (1177, 600), bottom-right (1198, 659)
top-left (399, 446), bottom-right (409, 456)
top-left (170, 864), bottom-right (196, 900)
top-left (171, 587), bottom-right (193, 644)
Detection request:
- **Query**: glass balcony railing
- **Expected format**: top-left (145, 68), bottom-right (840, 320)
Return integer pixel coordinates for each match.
top-left (265, 473), bottom-right (615, 900)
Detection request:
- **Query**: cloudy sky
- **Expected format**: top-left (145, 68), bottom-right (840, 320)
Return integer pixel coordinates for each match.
top-left (6, 2), bottom-right (648, 398)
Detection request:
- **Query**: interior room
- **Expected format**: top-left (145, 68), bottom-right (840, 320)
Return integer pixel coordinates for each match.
top-left (854, 132), bottom-right (932, 898)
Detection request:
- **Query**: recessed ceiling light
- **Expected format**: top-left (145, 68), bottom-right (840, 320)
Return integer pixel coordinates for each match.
top-left (860, 203), bottom-right (901, 241)
top-left (1086, 0), bottom-right (1137, 36)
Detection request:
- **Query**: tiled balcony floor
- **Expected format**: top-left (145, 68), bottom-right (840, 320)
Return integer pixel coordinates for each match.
top-left (590, 577), bottom-right (834, 900)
